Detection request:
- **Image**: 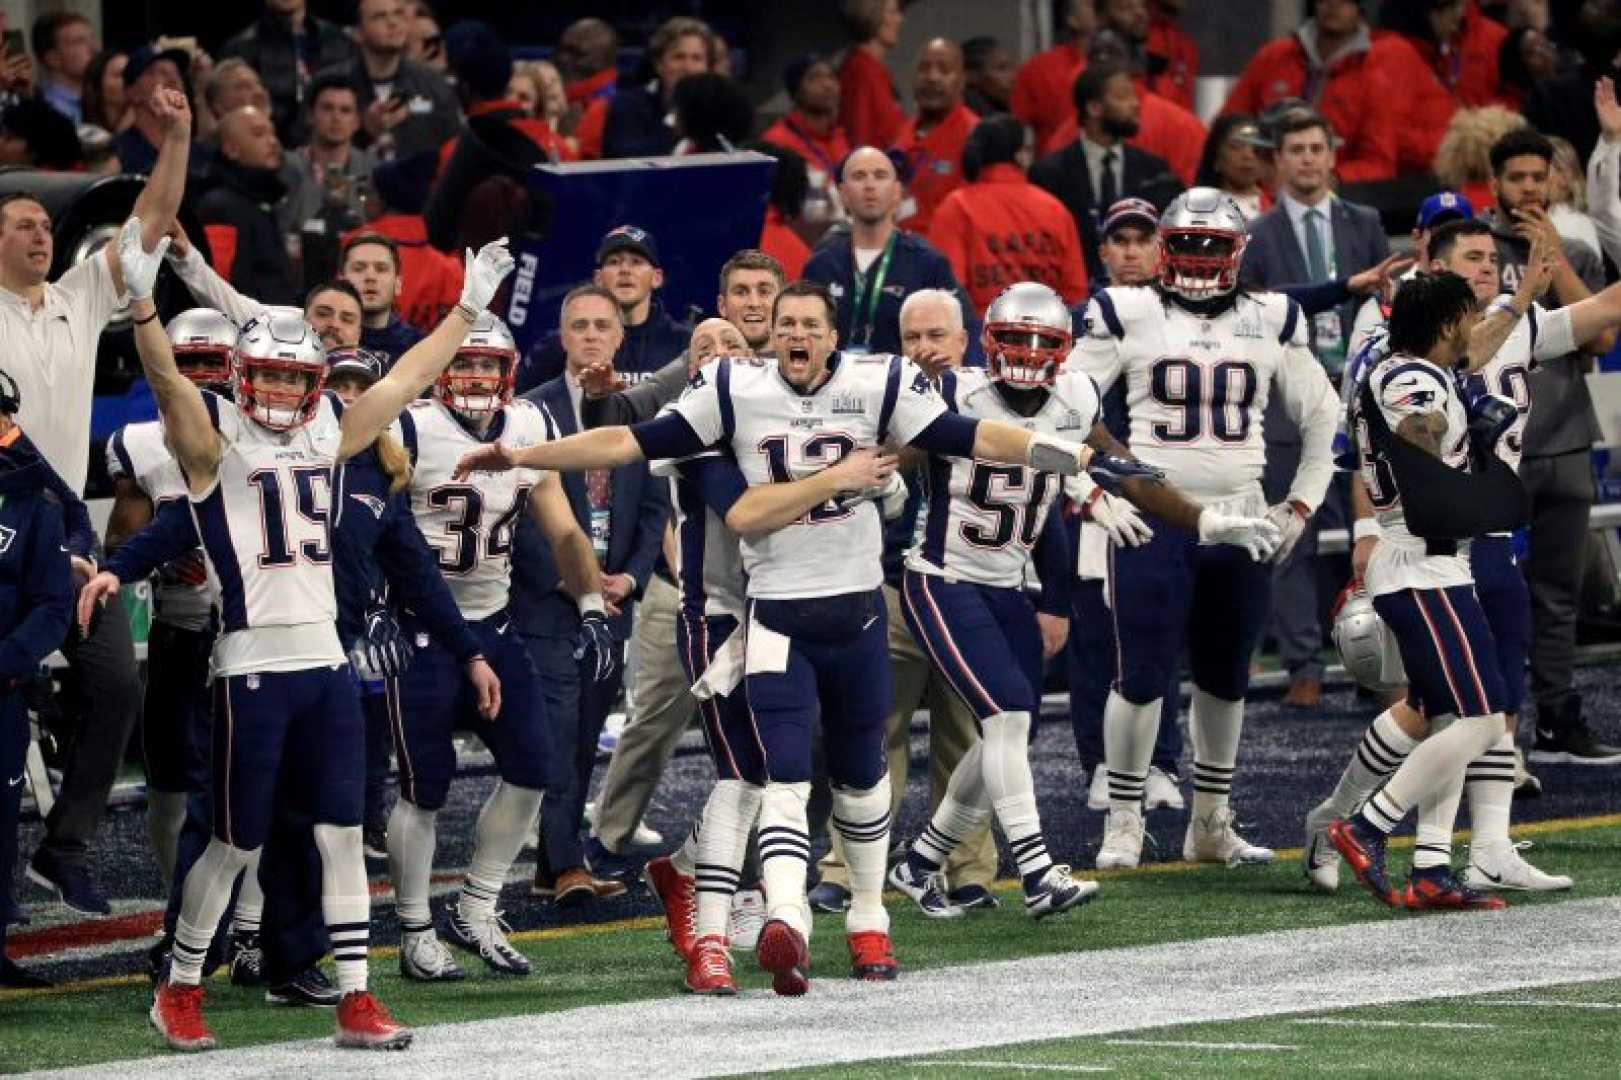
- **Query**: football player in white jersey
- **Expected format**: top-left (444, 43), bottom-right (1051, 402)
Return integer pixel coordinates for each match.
top-left (385, 312), bottom-right (613, 983)
top-left (1067, 187), bottom-right (1338, 871)
top-left (453, 279), bottom-right (1146, 994)
top-left (104, 218), bottom-right (513, 1051)
top-left (1328, 271), bottom-right (1536, 910)
top-left (1308, 219), bottom-right (1621, 897)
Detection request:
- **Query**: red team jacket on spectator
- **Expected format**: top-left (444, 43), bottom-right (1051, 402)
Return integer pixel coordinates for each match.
top-left (342, 213), bottom-right (464, 333)
top-left (1222, 29), bottom-right (1397, 182)
top-left (1011, 41), bottom-right (1085, 156)
top-left (760, 206), bottom-right (811, 280)
top-left (892, 102), bottom-right (979, 234)
top-left (1368, 34), bottom-right (1456, 175)
top-left (762, 111), bottom-right (853, 219)
top-left (1398, 8), bottom-right (1508, 108)
top-left (1040, 86), bottom-right (1205, 185)
top-left (1147, 13), bottom-right (1199, 111)
top-left (574, 97), bottom-right (610, 160)
top-left (928, 163), bottom-right (1088, 316)
top-left (840, 47), bottom-right (908, 149)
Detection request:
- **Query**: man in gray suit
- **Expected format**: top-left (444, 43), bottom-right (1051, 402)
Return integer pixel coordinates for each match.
top-left (1241, 109), bottom-right (1388, 709)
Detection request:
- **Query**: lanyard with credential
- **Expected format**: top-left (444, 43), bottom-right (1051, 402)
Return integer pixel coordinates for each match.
top-left (851, 232), bottom-right (896, 348)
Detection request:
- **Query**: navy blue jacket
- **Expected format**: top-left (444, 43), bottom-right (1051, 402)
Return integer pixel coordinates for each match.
top-left (516, 298), bottom-right (690, 396)
top-left (509, 378), bottom-right (668, 640)
top-left (602, 82), bottom-right (677, 159)
top-left (802, 229), bottom-right (979, 362)
top-left (361, 316), bottom-right (426, 370)
top-left (0, 436), bottom-right (73, 680)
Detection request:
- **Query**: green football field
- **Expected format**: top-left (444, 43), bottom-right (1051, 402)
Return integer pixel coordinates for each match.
top-left (4, 815), bottom-right (1619, 1076)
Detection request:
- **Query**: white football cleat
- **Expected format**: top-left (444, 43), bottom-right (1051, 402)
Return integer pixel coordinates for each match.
top-left (1145, 767), bottom-right (1185, 811)
top-left (1086, 765), bottom-right (1109, 811)
top-left (728, 888), bottom-right (766, 950)
top-left (1462, 842), bottom-right (1573, 892)
top-left (1303, 798), bottom-right (1341, 893)
top-left (1184, 806), bottom-right (1274, 867)
top-left (1095, 807), bottom-right (1144, 869)
top-left (399, 929), bottom-right (466, 983)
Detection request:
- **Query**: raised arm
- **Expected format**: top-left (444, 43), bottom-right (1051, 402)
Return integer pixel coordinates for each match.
top-left (104, 89), bottom-right (193, 298)
top-left (119, 220), bottom-right (220, 489)
top-left (165, 221), bottom-right (266, 327)
top-left (339, 238), bottom-right (515, 460)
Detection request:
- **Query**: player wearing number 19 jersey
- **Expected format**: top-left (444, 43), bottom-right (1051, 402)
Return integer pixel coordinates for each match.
top-left (1067, 188), bottom-right (1339, 872)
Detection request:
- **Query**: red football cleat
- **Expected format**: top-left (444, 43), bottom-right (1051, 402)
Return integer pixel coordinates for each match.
top-left (847, 930), bottom-right (899, 981)
top-left (150, 979), bottom-right (217, 1053)
top-left (1327, 818), bottom-right (1402, 908)
top-left (756, 918), bottom-right (811, 996)
top-left (335, 990), bottom-right (413, 1050)
top-left (643, 856), bottom-right (698, 961)
top-left (684, 934), bottom-right (738, 995)
top-left (1403, 866), bottom-right (1509, 911)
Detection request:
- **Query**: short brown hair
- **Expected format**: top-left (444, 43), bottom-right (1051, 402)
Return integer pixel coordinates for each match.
top-left (560, 283), bottom-right (620, 321)
top-left (305, 278), bottom-right (362, 312)
top-left (0, 193), bottom-right (47, 228)
top-left (719, 249), bottom-right (785, 295)
top-left (341, 232), bottom-right (401, 273)
top-left (649, 16), bottom-right (716, 66)
top-left (771, 279), bottom-right (836, 325)
top-left (842, 0), bottom-right (888, 42)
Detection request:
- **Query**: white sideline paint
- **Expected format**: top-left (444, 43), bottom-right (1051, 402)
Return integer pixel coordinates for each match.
top-left (36, 898), bottom-right (1621, 1080)
top-left (932, 1063), bottom-right (1113, 1073)
top-left (1484, 999), bottom-right (1621, 1009)
top-left (1105, 1040), bottom-right (1299, 1051)
top-left (1290, 1018), bottom-right (1495, 1030)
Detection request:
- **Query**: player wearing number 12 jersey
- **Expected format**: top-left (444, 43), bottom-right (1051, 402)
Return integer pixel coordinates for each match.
top-left (111, 219), bottom-right (515, 1053)
top-left (1068, 188), bottom-right (1339, 872)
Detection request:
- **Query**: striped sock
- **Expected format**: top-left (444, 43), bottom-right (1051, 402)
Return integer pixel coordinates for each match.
top-left (758, 782), bottom-right (812, 935)
top-left (1465, 734), bottom-right (1517, 853)
top-left (1190, 761), bottom-right (1235, 821)
top-left (232, 849), bottom-right (264, 935)
top-left (910, 742), bottom-right (989, 873)
top-left (832, 777), bottom-right (892, 935)
top-left (1107, 768), bottom-right (1147, 814)
top-left (1103, 693), bottom-right (1157, 814)
top-left (460, 783), bottom-right (542, 920)
top-left (1189, 690), bottom-right (1242, 822)
top-left (1326, 708), bottom-right (1420, 817)
top-left (695, 780), bottom-right (761, 939)
top-left (671, 822), bottom-right (700, 878)
top-left (170, 839), bottom-right (254, 985)
top-left (313, 823), bottom-right (372, 996)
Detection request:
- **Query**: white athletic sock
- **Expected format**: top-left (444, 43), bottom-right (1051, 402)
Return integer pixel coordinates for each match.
top-left (387, 798), bottom-right (438, 933)
top-left (757, 781), bottom-right (812, 936)
top-left (1412, 717), bottom-right (1462, 869)
top-left (1361, 714), bottom-right (1504, 835)
top-left (1325, 708), bottom-right (1420, 817)
top-left (911, 740), bottom-right (989, 871)
top-left (314, 823), bottom-right (370, 995)
top-left (831, 775), bottom-right (892, 935)
top-left (146, 790), bottom-right (188, 891)
top-left (461, 783), bottom-right (543, 921)
top-left (979, 711), bottom-right (1050, 887)
top-left (695, 780), bottom-right (763, 939)
top-left (1465, 733), bottom-right (1517, 854)
top-left (1189, 689), bottom-right (1243, 822)
top-left (170, 839), bottom-right (255, 986)
top-left (1103, 691), bottom-right (1158, 813)
top-left (671, 821), bottom-right (700, 878)
top-left (232, 848), bottom-right (264, 934)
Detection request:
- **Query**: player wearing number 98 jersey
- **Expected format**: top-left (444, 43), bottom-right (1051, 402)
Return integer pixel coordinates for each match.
top-left (1067, 188), bottom-right (1339, 873)
top-left (386, 313), bottom-right (612, 983)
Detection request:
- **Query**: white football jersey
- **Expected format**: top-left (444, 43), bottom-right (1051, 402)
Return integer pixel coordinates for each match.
top-left (394, 397), bottom-right (555, 619)
top-left (107, 419), bottom-right (212, 632)
top-left (670, 353), bottom-right (948, 599)
top-left (189, 391), bottom-right (345, 676)
top-left (906, 368), bottom-right (1100, 588)
top-left (1471, 303), bottom-right (1573, 474)
top-left (1067, 285), bottom-right (1338, 516)
top-left (664, 453), bottom-right (747, 620)
top-left (1356, 354), bottom-right (1474, 596)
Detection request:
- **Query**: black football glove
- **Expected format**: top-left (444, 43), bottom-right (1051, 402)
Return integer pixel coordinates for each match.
top-left (360, 606), bottom-right (414, 678)
top-left (573, 609), bottom-right (617, 683)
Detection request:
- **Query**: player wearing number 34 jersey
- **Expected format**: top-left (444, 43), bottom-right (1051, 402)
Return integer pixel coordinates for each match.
top-left (1067, 188), bottom-right (1339, 873)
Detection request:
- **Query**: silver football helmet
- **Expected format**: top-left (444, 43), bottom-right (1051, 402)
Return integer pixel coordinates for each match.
top-left (1158, 186), bottom-right (1248, 300)
top-left (166, 308), bottom-right (238, 388)
top-left (1331, 584), bottom-right (1407, 693)
top-left (437, 312), bottom-right (517, 419)
top-left (232, 309), bottom-right (327, 430)
top-left (981, 282), bottom-right (1073, 390)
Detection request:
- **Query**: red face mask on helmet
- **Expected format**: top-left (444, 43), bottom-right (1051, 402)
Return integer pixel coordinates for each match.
top-left (434, 312), bottom-right (519, 420)
top-left (980, 281), bottom-right (1073, 390)
top-left (232, 312), bottom-right (327, 431)
top-left (1156, 187), bottom-right (1250, 301)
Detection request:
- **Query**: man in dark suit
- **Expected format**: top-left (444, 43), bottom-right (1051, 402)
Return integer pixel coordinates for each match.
top-left (1242, 107), bottom-right (1389, 710)
top-left (1029, 60), bottom-right (1183, 284)
top-left (511, 284), bottom-right (669, 906)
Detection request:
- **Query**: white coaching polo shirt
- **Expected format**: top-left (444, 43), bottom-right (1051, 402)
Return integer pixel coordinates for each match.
top-left (0, 250), bottom-right (125, 493)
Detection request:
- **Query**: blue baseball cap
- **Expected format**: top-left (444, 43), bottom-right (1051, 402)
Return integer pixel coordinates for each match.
top-left (596, 225), bottom-right (660, 268)
top-left (1416, 190), bottom-right (1473, 231)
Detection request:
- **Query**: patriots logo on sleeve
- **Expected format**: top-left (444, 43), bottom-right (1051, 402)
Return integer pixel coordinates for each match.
top-left (909, 370), bottom-right (932, 395)
top-left (349, 493), bottom-right (386, 519)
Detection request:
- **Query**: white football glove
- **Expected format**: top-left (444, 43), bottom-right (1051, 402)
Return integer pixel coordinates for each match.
top-left (1082, 488), bottom-right (1154, 548)
top-left (875, 471), bottom-right (909, 521)
top-left (117, 216), bottom-right (170, 302)
top-left (458, 235), bottom-right (517, 315)
top-left (1197, 510), bottom-right (1282, 561)
top-left (1265, 501), bottom-right (1311, 563)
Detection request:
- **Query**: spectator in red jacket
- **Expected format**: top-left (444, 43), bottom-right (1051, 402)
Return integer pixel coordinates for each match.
top-left (1147, 0), bottom-right (1199, 110)
top-left (752, 142), bottom-right (813, 280)
top-left (556, 18), bottom-right (618, 160)
top-left (1222, 0), bottom-right (1398, 182)
top-left (893, 39), bottom-right (978, 235)
top-left (1369, 30), bottom-right (1457, 175)
top-left (1012, 0), bottom-right (1096, 153)
top-left (930, 115), bottom-right (1088, 316)
top-left (345, 152), bottom-right (462, 332)
top-left (762, 55), bottom-right (852, 226)
top-left (1379, 0), bottom-right (1509, 108)
top-left (839, 0), bottom-right (907, 149)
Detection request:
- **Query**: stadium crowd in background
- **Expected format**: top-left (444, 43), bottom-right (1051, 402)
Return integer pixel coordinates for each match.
top-left (3, 0), bottom-right (1621, 1041)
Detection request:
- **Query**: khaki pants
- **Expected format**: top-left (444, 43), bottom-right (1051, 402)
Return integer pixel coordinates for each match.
top-left (590, 574), bottom-right (697, 851)
top-left (818, 584), bottom-right (998, 889)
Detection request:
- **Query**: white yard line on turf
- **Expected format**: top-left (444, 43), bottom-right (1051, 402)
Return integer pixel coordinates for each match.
top-left (1483, 1000), bottom-right (1621, 1009)
top-left (931, 1063), bottom-right (1112, 1074)
top-left (1105, 1040), bottom-right (1298, 1051)
top-left (1290, 1019), bottom-right (1495, 1030)
top-left (34, 897), bottom-right (1621, 1080)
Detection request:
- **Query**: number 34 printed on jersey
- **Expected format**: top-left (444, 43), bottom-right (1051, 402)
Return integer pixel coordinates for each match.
top-left (1149, 357), bottom-right (1257, 444)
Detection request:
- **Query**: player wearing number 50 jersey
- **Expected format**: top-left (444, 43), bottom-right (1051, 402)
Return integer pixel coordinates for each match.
top-left (1067, 188), bottom-right (1339, 873)
top-left (103, 218), bottom-right (514, 1053)
top-left (384, 314), bottom-right (613, 984)
top-left (451, 279), bottom-right (1140, 994)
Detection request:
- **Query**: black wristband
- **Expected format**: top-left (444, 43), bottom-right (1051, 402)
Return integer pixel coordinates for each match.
top-left (132, 308), bottom-right (159, 326)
